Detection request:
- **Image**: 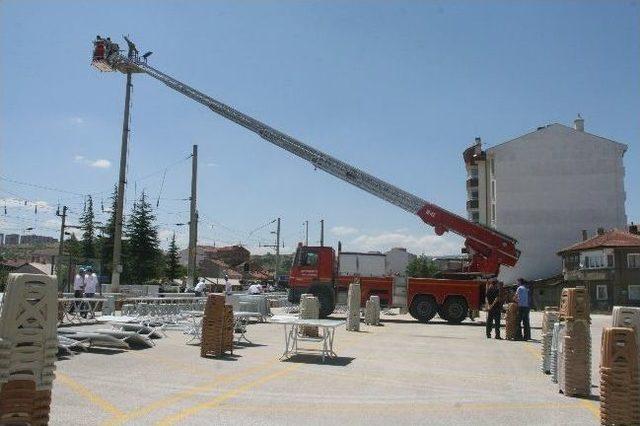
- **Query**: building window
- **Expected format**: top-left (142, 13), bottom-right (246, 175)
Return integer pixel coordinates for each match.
top-left (596, 285), bottom-right (608, 301)
top-left (607, 255), bottom-right (614, 267)
top-left (470, 190), bottom-right (478, 200)
top-left (490, 158), bottom-right (495, 176)
top-left (468, 167), bottom-right (478, 178)
top-left (629, 285), bottom-right (640, 301)
top-left (564, 253), bottom-right (580, 271)
top-left (491, 204), bottom-right (496, 222)
top-left (583, 252), bottom-right (607, 269)
top-left (491, 180), bottom-right (496, 201)
top-left (627, 253), bottom-right (640, 268)
top-left (470, 212), bottom-right (479, 222)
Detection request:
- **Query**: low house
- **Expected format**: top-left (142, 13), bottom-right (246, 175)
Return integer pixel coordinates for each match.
top-left (557, 226), bottom-right (640, 310)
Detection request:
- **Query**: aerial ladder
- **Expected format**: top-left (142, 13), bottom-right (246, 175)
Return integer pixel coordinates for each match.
top-left (91, 36), bottom-right (519, 279)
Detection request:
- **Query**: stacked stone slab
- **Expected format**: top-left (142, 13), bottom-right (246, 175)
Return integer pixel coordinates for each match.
top-left (557, 288), bottom-right (591, 397)
top-left (600, 327), bottom-right (640, 426)
top-left (200, 294), bottom-right (233, 357)
top-left (299, 294), bottom-right (320, 337)
top-left (541, 307), bottom-right (559, 374)
top-left (0, 273), bottom-right (58, 425)
top-left (364, 295), bottom-right (381, 326)
top-left (612, 306), bottom-right (640, 380)
top-left (550, 322), bottom-right (565, 383)
top-left (505, 303), bottom-right (518, 340)
top-left (346, 282), bottom-right (361, 332)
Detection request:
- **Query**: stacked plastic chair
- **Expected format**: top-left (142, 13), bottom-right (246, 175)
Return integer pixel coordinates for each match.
top-left (612, 306), bottom-right (640, 380)
top-left (364, 295), bottom-right (381, 326)
top-left (0, 273), bottom-right (58, 425)
top-left (299, 294), bottom-right (319, 337)
top-left (557, 288), bottom-right (591, 397)
top-left (200, 294), bottom-right (233, 357)
top-left (541, 307), bottom-right (559, 374)
top-left (505, 302), bottom-right (519, 340)
top-left (346, 282), bottom-right (361, 332)
top-left (600, 327), bottom-right (640, 425)
top-left (550, 322), bottom-right (565, 383)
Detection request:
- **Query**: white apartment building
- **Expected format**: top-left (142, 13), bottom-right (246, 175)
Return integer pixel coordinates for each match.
top-left (464, 116), bottom-right (627, 283)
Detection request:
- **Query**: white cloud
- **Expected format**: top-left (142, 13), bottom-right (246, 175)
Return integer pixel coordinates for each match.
top-left (73, 155), bottom-right (111, 169)
top-left (350, 231), bottom-right (463, 256)
top-left (91, 159), bottom-right (111, 169)
top-left (70, 116), bottom-right (84, 125)
top-left (330, 226), bottom-right (359, 236)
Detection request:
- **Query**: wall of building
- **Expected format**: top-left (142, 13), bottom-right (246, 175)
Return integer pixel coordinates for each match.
top-left (488, 124), bottom-right (627, 284)
top-left (384, 248), bottom-right (416, 276)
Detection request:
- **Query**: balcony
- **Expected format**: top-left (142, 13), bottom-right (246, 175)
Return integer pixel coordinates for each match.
top-left (466, 177), bottom-right (479, 189)
top-left (466, 200), bottom-right (479, 210)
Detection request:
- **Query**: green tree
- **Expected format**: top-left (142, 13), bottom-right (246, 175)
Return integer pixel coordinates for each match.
top-left (79, 196), bottom-right (96, 260)
top-left (98, 185), bottom-right (118, 276)
top-left (124, 192), bottom-right (162, 284)
top-left (406, 255), bottom-right (440, 278)
top-left (165, 233), bottom-right (184, 280)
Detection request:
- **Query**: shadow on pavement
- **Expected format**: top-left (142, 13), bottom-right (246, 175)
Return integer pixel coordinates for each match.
top-left (282, 354), bottom-right (355, 366)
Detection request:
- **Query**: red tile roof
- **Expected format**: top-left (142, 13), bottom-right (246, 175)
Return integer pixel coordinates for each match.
top-left (558, 229), bottom-right (640, 254)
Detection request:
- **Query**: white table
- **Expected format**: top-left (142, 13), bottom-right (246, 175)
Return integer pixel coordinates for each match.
top-left (270, 317), bottom-right (346, 362)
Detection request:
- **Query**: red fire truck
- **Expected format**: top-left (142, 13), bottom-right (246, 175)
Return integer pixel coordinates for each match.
top-left (91, 37), bottom-right (521, 323)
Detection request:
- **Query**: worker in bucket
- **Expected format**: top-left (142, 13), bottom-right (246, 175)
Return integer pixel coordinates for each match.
top-left (515, 278), bottom-right (531, 341)
top-left (485, 279), bottom-right (502, 339)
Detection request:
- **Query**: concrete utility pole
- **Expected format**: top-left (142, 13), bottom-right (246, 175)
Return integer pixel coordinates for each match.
top-left (111, 71), bottom-right (133, 291)
top-left (320, 219), bottom-right (324, 247)
top-left (56, 205), bottom-right (67, 289)
top-left (187, 144), bottom-right (198, 288)
top-left (304, 220), bottom-right (309, 246)
top-left (275, 217), bottom-right (281, 283)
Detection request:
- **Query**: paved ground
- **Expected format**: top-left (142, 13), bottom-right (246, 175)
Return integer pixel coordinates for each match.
top-left (50, 310), bottom-right (606, 425)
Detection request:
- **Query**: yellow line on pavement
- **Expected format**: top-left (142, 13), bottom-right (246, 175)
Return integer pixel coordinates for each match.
top-left (155, 364), bottom-right (300, 426)
top-left (103, 359), bottom-right (278, 426)
top-left (57, 372), bottom-right (125, 417)
top-left (578, 399), bottom-right (600, 420)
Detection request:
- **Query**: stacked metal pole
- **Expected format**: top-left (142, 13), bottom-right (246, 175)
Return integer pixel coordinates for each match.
top-left (541, 307), bottom-right (559, 374)
top-left (0, 273), bottom-right (58, 425)
top-left (346, 282), bottom-right (361, 332)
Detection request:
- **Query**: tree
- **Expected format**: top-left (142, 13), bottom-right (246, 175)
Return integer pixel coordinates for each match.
top-left (124, 192), bottom-right (162, 284)
top-left (79, 196), bottom-right (96, 260)
top-left (406, 255), bottom-right (440, 278)
top-left (98, 185), bottom-right (118, 276)
top-left (165, 233), bottom-right (184, 280)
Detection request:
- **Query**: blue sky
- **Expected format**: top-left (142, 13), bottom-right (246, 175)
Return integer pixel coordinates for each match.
top-left (1, 0), bottom-right (638, 255)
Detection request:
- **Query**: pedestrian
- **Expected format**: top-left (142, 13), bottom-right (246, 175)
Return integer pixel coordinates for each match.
top-left (69, 268), bottom-right (85, 314)
top-left (224, 274), bottom-right (233, 302)
top-left (515, 278), bottom-right (531, 341)
top-left (485, 279), bottom-right (502, 339)
top-left (248, 282), bottom-right (262, 295)
top-left (82, 267), bottom-right (98, 319)
top-left (194, 278), bottom-right (206, 297)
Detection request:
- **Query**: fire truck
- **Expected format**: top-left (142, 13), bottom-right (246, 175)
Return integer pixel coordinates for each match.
top-left (91, 36), bottom-right (521, 323)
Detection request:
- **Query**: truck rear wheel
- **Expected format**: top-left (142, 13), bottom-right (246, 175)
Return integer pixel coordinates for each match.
top-left (442, 297), bottom-right (468, 324)
top-left (409, 295), bottom-right (437, 323)
top-left (309, 283), bottom-right (335, 318)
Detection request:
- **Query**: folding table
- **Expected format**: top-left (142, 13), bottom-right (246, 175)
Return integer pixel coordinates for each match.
top-left (270, 317), bottom-right (346, 362)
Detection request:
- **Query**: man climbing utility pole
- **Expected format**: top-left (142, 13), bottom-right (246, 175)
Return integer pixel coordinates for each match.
top-left (111, 41), bottom-right (136, 291)
top-left (187, 144), bottom-right (198, 288)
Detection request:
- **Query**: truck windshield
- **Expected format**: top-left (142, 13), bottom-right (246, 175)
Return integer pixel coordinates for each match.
top-left (295, 248), bottom-right (318, 267)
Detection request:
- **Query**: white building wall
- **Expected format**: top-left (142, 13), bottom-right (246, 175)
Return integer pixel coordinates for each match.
top-left (488, 124), bottom-right (627, 284)
top-left (385, 248), bottom-right (416, 276)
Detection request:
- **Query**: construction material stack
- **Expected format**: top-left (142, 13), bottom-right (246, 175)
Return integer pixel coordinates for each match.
top-left (346, 282), bottom-right (361, 332)
top-left (541, 307), bottom-right (559, 374)
top-left (300, 294), bottom-right (320, 337)
top-left (611, 306), bottom-right (640, 378)
top-left (0, 273), bottom-right (58, 425)
top-left (201, 294), bottom-right (233, 357)
top-left (600, 327), bottom-right (639, 425)
top-left (557, 288), bottom-right (591, 396)
top-left (550, 322), bottom-right (565, 383)
top-left (505, 302), bottom-right (518, 340)
top-left (364, 295), bottom-right (381, 326)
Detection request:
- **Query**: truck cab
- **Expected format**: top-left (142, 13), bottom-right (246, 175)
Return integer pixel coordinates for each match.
top-left (288, 244), bottom-right (336, 317)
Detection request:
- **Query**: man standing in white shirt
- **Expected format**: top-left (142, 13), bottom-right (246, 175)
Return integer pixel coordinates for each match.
top-left (194, 278), bottom-right (207, 297)
top-left (82, 267), bottom-right (98, 318)
top-left (70, 268), bottom-right (85, 313)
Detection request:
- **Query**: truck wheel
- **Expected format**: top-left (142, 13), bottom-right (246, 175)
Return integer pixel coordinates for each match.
top-left (437, 306), bottom-right (448, 321)
top-left (309, 284), bottom-right (335, 318)
top-left (409, 296), bottom-right (437, 323)
top-left (442, 297), bottom-right (468, 324)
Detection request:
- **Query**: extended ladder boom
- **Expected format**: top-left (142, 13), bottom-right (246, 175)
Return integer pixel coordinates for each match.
top-left (92, 37), bottom-right (519, 276)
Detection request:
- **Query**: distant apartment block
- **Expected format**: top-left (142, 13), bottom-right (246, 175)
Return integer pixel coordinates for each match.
top-left (0, 233), bottom-right (4, 245)
top-left (464, 116), bottom-right (627, 283)
top-left (19, 235), bottom-right (58, 245)
top-left (4, 234), bottom-right (20, 245)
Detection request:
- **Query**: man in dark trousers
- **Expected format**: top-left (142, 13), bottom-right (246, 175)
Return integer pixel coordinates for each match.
top-left (485, 279), bottom-right (502, 339)
top-left (515, 278), bottom-right (531, 341)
